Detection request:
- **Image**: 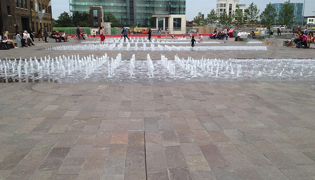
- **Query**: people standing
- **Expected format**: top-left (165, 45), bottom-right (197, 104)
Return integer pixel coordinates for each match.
top-left (44, 26), bottom-right (48, 42)
top-left (124, 28), bottom-right (130, 41)
top-left (148, 29), bottom-right (151, 41)
top-left (76, 26), bottom-right (81, 40)
top-left (29, 29), bottom-right (34, 41)
top-left (157, 29), bottom-right (161, 41)
top-left (121, 28), bottom-right (125, 39)
top-left (191, 36), bottom-right (196, 48)
top-left (38, 28), bottom-right (44, 41)
top-left (100, 26), bottom-right (105, 44)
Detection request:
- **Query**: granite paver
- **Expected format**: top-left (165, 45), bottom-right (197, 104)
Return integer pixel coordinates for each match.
top-left (0, 36), bottom-right (315, 179)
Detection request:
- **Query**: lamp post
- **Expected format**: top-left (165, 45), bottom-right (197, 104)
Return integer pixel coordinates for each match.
top-left (303, 0), bottom-right (306, 26)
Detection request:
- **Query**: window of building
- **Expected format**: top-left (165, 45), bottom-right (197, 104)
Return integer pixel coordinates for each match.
top-left (30, 1), bottom-right (33, 10)
top-left (24, 0), bottom-right (27, 9)
top-left (93, 9), bottom-right (98, 27)
top-left (45, 6), bottom-right (47, 13)
top-left (7, 6), bottom-right (11, 15)
top-left (20, 0), bottom-right (23, 8)
top-left (220, 9), bottom-right (223, 12)
top-left (224, 4), bottom-right (226, 7)
top-left (173, 18), bottom-right (181, 31)
top-left (42, 4), bottom-right (44, 11)
top-left (16, 0), bottom-right (19, 7)
top-left (36, 22), bottom-right (38, 31)
top-left (38, 3), bottom-right (41, 11)
top-left (32, 22), bottom-right (34, 31)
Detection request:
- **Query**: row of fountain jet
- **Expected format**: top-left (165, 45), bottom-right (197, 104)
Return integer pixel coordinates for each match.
top-left (46, 43), bottom-right (267, 51)
top-left (0, 54), bottom-right (314, 83)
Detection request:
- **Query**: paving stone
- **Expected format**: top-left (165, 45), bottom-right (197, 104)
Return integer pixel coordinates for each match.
top-left (185, 155), bottom-right (211, 171)
top-left (164, 146), bottom-right (188, 168)
top-left (200, 145), bottom-right (229, 168)
top-left (124, 147), bottom-right (146, 180)
top-left (169, 168), bottom-right (192, 180)
top-left (147, 171), bottom-right (169, 180)
top-left (110, 134), bottom-right (128, 144)
top-left (161, 130), bottom-right (179, 146)
top-left (212, 167), bottom-right (240, 180)
top-left (103, 157), bottom-right (125, 174)
top-left (146, 143), bottom-right (167, 173)
top-left (190, 171), bottom-right (217, 180)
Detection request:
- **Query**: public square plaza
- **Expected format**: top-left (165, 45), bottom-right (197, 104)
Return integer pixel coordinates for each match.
top-left (0, 36), bottom-right (315, 180)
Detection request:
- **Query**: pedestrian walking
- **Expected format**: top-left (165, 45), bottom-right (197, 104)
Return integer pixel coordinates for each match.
top-left (44, 26), bottom-right (48, 42)
top-left (148, 29), bottom-right (151, 41)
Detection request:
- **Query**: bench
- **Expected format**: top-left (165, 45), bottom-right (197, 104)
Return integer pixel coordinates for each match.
top-left (0, 41), bottom-right (8, 50)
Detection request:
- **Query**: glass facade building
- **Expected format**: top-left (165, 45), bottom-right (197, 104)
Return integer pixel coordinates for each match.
top-left (269, 3), bottom-right (303, 25)
top-left (69, 0), bottom-right (185, 26)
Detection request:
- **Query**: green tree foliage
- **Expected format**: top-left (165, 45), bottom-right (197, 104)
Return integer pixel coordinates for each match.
top-left (218, 11), bottom-right (234, 28)
top-left (193, 12), bottom-right (206, 26)
top-left (260, 3), bottom-right (277, 30)
top-left (72, 12), bottom-right (90, 27)
top-left (206, 9), bottom-right (218, 26)
top-left (55, 12), bottom-right (74, 27)
top-left (277, 0), bottom-right (295, 26)
top-left (246, 2), bottom-right (260, 26)
top-left (234, 7), bottom-right (247, 28)
top-left (104, 12), bottom-right (122, 27)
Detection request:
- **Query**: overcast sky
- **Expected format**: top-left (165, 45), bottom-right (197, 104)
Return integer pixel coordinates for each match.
top-left (52, 0), bottom-right (314, 21)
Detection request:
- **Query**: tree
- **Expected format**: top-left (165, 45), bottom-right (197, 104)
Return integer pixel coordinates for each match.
top-left (55, 12), bottom-right (74, 27)
top-left (277, 0), bottom-right (295, 26)
top-left (193, 12), bottom-right (206, 26)
top-left (206, 9), bottom-right (218, 26)
top-left (234, 7), bottom-right (247, 28)
top-left (246, 2), bottom-right (260, 27)
top-left (218, 11), bottom-right (234, 28)
top-left (104, 12), bottom-right (122, 27)
top-left (260, 3), bottom-right (276, 33)
top-left (72, 12), bottom-right (90, 27)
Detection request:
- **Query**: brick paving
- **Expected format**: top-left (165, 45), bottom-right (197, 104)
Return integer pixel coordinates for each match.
top-left (0, 36), bottom-right (315, 180)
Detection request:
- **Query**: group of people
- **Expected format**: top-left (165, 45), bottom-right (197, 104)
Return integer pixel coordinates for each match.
top-left (0, 27), bottom-right (51, 49)
top-left (287, 29), bottom-right (314, 49)
top-left (51, 30), bottom-right (68, 42)
top-left (209, 28), bottom-right (229, 40)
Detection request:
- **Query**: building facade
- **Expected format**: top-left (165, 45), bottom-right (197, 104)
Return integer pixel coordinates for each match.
top-left (69, 0), bottom-right (186, 26)
top-left (0, 0), bottom-right (52, 37)
top-left (269, 3), bottom-right (303, 25)
top-left (216, 0), bottom-right (246, 16)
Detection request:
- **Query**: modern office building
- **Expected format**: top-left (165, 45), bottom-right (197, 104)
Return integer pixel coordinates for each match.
top-left (216, 0), bottom-right (246, 16)
top-left (0, 0), bottom-right (52, 37)
top-left (69, 0), bottom-right (186, 26)
top-left (269, 3), bottom-right (303, 25)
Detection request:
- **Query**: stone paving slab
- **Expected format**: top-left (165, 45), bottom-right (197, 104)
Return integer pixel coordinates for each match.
top-left (0, 81), bottom-right (314, 180)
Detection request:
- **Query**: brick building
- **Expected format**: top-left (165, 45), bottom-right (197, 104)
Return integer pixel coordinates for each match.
top-left (0, 0), bottom-right (52, 37)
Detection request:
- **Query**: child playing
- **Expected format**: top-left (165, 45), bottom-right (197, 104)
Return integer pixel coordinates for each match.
top-left (191, 36), bottom-right (196, 48)
top-left (199, 35), bottom-right (203, 43)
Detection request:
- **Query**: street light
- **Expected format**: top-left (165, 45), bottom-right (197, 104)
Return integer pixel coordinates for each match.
top-left (303, 0), bottom-right (306, 26)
